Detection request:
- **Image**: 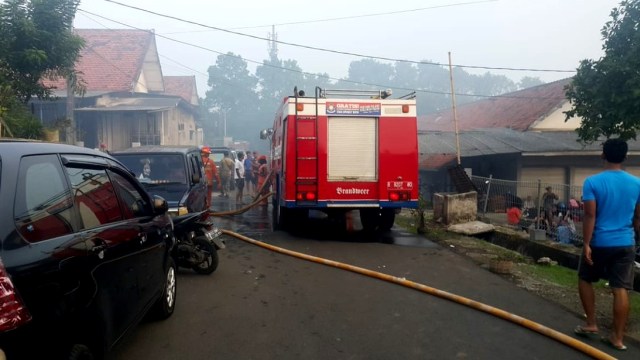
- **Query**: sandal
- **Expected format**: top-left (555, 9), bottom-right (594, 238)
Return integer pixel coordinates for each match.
top-left (600, 337), bottom-right (627, 351)
top-left (574, 325), bottom-right (598, 337)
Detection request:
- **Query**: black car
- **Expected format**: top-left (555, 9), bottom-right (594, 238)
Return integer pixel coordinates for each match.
top-left (0, 140), bottom-right (177, 359)
top-left (112, 146), bottom-right (208, 216)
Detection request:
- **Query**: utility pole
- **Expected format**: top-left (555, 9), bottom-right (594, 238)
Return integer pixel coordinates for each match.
top-left (66, 74), bottom-right (76, 145)
top-left (448, 52), bottom-right (461, 165)
top-left (65, 13), bottom-right (76, 145)
top-left (268, 25), bottom-right (278, 60)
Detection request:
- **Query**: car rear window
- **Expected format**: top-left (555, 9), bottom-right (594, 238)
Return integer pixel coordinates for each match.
top-left (14, 155), bottom-right (75, 242)
top-left (65, 166), bottom-right (124, 229)
top-left (114, 154), bottom-right (186, 184)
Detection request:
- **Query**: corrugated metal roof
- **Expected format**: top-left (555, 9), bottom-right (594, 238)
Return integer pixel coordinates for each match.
top-left (418, 78), bottom-right (572, 132)
top-left (420, 129), bottom-right (640, 159)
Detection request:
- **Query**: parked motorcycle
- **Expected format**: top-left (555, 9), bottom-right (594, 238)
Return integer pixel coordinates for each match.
top-left (172, 210), bottom-right (225, 275)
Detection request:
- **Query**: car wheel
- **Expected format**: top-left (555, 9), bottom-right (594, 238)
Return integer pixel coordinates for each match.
top-left (151, 258), bottom-right (177, 320)
top-left (67, 344), bottom-right (94, 360)
top-left (192, 237), bottom-right (218, 275)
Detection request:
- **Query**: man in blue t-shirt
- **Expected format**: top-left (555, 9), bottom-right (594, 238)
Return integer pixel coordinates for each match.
top-left (574, 138), bottom-right (640, 351)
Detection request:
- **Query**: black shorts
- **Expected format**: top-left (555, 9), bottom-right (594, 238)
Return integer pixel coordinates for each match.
top-left (578, 246), bottom-right (636, 289)
top-left (235, 178), bottom-right (245, 190)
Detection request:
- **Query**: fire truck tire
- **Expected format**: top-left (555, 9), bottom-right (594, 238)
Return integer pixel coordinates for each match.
top-left (273, 197), bottom-right (286, 230)
top-left (379, 209), bottom-right (396, 231)
top-left (278, 206), bottom-right (290, 229)
top-left (360, 208), bottom-right (380, 232)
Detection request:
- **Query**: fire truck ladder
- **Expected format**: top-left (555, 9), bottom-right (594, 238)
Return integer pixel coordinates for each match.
top-left (292, 88), bottom-right (319, 203)
top-left (319, 88), bottom-right (393, 99)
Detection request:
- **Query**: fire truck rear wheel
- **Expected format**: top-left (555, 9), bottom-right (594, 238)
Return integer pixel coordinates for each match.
top-left (379, 209), bottom-right (396, 231)
top-left (360, 208), bottom-right (379, 232)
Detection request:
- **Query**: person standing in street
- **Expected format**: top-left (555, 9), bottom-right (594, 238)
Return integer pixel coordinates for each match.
top-left (201, 146), bottom-right (219, 208)
top-left (256, 155), bottom-right (269, 205)
top-left (235, 151), bottom-right (246, 204)
top-left (542, 186), bottom-right (558, 228)
top-left (574, 138), bottom-right (640, 351)
top-left (219, 151), bottom-right (234, 198)
top-left (243, 151), bottom-right (254, 197)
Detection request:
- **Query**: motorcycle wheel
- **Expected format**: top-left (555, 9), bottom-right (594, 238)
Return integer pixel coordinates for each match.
top-left (192, 237), bottom-right (219, 275)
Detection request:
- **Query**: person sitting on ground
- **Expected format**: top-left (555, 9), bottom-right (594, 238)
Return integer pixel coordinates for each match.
top-left (506, 204), bottom-right (523, 228)
top-left (523, 195), bottom-right (535, 217)
top-left (528, 210), bottom-right (550, 234)
top-left (556, 213), bottom-right (574, 245)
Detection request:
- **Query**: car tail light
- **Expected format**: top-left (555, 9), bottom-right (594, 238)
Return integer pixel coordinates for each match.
top-left (0, 258), bottom-right (32, 332)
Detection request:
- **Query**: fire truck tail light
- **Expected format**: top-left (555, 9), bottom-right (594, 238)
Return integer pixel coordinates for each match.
top-left (389, 191), bottom-right (410, 202)
top-left (402, 105), bottom-right (410, 113)
top-left (296, 192), bottom-right (316, 201)
top-left (0, 259), bottom-right (32, 332)
top-left (296, 103), bottom-right (304, 112)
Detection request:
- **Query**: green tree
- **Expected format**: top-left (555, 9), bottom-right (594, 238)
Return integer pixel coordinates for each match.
top-left (205, 52), bottom-right (260, 144)
top-left (256, 57), bottom-right (304, 113)
top-left (517, 76), bottom-right (544, 89)
top-left (347, 59), bottom-right (394, 88)
top-left (0, 0), bottom-right (83, 138)
top-left (565, 0), bottom-right (640, 142)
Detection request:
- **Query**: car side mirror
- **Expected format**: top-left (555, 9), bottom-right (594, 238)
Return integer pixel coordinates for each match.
top-left (260, 128), bottom-right (273, 140)
top-left (192, 173), bottom-right (201, 184)
top-left (152, 195), bottom-right (169, 214)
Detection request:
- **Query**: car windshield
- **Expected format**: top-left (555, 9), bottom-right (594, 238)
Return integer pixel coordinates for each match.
top-left (210, 153), bottom-right (224, 163)
top-left (114, 154), bottom-right (187, 184)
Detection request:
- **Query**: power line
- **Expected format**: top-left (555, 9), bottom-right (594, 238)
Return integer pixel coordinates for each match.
top-left (164, 0), bottom-right (498, 32)
top-left (76, 9), bottom-right (566, 101)
top-left (103, 0), bottom-right (576, 73)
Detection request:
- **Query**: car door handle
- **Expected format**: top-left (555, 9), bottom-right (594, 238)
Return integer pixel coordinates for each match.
top-left (139, 232), bottom-right (147, 245)
top-left (90, 243), bottom-right (107, 260)
top-left (90, 244), bottom-right (107, 252)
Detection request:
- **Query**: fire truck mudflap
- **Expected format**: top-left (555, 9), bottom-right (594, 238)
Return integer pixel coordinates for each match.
top-left (263, 87), bottom-right (419, 232)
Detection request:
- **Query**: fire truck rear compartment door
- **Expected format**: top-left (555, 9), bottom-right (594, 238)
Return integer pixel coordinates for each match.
top-left (327, 117), bottom-right (377, 181)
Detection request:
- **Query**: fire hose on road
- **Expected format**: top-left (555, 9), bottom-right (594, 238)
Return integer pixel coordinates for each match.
top-left (209, 182), bottom-right (617, 359)
top-left (223, 228), bottom-right (616, 359)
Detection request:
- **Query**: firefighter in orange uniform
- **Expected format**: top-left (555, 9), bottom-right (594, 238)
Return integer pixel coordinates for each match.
top-left (201, 146), bottom-right (219, 208)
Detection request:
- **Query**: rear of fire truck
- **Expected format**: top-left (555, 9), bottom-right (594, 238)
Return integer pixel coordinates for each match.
top-left (264, 87), bottom-right (419, 231)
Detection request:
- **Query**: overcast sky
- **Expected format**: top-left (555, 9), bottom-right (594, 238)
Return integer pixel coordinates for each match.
top-left (74, 0), bottom-right (621, 97)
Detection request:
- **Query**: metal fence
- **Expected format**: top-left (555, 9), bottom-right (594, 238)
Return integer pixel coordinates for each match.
top-left (470, 175), bottom-right (584, 245)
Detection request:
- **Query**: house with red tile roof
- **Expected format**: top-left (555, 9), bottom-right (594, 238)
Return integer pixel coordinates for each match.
top-left (418, 78), bottom-right (640, 203)
top-left (163, 76), bottom-right (199, 106)
top-left (34, 29), bottom-right (201, 151)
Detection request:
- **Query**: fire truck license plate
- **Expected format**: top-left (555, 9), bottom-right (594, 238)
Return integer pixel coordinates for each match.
top-left (387, 181), bottom-right (413, 190)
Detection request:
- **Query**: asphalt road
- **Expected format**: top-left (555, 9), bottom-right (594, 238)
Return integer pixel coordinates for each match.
top-left (112, 197), bottom-right (639, 359)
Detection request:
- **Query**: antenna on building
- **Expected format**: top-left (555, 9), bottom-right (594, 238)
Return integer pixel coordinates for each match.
top-left (267, 25), bottom-right (278, 60)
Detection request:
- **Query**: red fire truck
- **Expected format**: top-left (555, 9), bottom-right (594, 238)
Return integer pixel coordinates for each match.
top-left (261, 87), bottom-right (419, 231)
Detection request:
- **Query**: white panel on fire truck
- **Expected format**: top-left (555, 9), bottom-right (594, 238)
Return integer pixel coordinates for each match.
top-left (328, 117), bottom-right (377, 181)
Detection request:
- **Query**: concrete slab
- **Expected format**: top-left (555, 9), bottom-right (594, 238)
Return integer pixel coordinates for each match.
top-left (447, 220), bottom-right (495, 235)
